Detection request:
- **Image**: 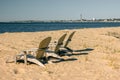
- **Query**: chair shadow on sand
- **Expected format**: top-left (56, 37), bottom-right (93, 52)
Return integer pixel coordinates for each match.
top-left (51, 48), bottom-right (94, 63)
top-left (70, 48), bottom-right (94, 56)
top-left (59, 48), bottom-right (94, 56)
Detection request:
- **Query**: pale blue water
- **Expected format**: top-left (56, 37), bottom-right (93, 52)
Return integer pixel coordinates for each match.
top-left (0, 22), bottom-right (120, 33)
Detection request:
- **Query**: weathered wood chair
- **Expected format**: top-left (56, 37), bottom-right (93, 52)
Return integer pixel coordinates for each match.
top-left (62, 31), bottom-right (76, 52)
top-left (15, 37), bottom-right (52, 67)
top-left (47, 34), bottom-right (67, 57)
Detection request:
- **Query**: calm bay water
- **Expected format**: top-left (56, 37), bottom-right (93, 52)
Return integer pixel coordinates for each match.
top-left (0, 22), bottom-right (120, 33)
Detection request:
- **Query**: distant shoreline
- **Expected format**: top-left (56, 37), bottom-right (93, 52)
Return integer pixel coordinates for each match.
top-left (1, 20), bottom-right (120, 24)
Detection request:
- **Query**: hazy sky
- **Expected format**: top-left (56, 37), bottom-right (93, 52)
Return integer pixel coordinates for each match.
top-left (0, 0), bottom-right (120, 21)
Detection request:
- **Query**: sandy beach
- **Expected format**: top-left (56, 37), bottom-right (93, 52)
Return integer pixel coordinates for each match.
top-left (0, 27), bottom-right (120, 80)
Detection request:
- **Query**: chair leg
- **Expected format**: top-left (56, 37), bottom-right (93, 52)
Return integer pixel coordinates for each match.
top-left (27, 57), bottom-right (45, 67)
top-left (23, 51), bottom-right (27, 65)
top-left (14, 56), bottom-right (17, 64)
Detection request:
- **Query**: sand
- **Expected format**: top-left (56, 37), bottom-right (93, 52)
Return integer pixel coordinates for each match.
top-left (0, 27), bottom-right (120, 80)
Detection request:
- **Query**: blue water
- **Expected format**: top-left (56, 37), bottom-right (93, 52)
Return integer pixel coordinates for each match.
top-left (0, 22), bottom-right (120, 33)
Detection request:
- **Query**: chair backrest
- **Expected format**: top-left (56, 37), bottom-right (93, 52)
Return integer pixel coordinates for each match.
top-left (36, 37), bottom-right (51, 59)
top-left (64, 31), bottom-right (76, 47)
top-left (54, 34), bottom-right (67, 53)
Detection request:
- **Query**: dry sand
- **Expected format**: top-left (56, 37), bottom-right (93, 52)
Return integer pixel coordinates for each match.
top-left (0, 27), bottom-right (120, 80)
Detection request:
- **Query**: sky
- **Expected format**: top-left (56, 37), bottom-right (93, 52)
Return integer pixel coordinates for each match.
top-left (0, 0), bottom-right (120, 22)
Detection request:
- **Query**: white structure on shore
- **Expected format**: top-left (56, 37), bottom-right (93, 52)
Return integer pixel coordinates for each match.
top-left (80, 14), bottom-right (83, 21)
top-left (92, 18), bottom-right (96, 21)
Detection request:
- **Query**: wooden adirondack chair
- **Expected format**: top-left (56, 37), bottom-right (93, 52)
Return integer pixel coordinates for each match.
top-left (62, 31), bottom-right (76, 52)
top-left (15, 37), bottom-right (51, 67)
top-left (47, 34), bottom-right (67, 57)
